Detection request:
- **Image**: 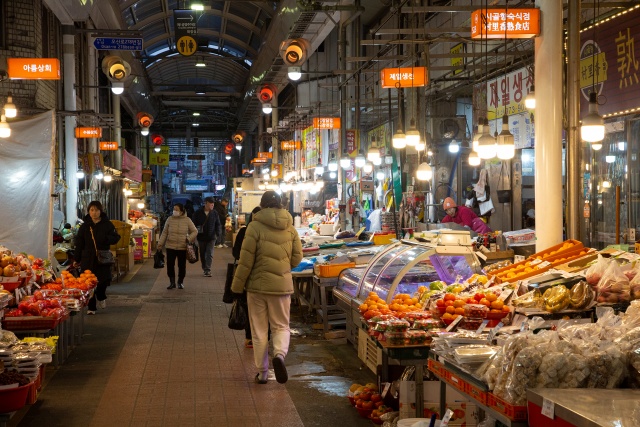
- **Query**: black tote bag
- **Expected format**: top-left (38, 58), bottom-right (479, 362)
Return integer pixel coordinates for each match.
top-left (153, 250), bottom-right (165, 269)
top-left (228, 299), bottom-right (248, 330)
top-left (222, 261), bottom-right (236, 303)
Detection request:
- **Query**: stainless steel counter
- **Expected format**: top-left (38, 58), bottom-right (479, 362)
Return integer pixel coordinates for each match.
top-left (527, 388), bottom-right (640, 427)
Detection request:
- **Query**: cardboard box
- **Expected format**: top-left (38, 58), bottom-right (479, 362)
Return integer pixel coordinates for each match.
top-left (399, 380), bottom-right (477, 425)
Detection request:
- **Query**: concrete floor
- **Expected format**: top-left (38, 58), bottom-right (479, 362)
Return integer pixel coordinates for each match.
top-left (9, 247), bottom-right (376, 427)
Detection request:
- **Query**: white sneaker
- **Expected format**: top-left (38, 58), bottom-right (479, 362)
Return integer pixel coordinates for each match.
top-left (87, 310), bottom-right (96, 315)
top-left (98, 300), bottom-right (107, 309)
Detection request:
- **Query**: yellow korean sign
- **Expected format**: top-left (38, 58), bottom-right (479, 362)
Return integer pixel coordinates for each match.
top-left (150, 146), bottom-right (170, 166)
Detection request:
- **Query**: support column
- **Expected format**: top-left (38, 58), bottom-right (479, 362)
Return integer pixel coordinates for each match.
top-left (567, 0), bottom-right (582, 240)
top-left (63, 26), bottom-right (78, 225)
top-left (113, 93), bottom-right (122, 170)
top-left (534, 0), bottom-right (564, 250)
top-left (271, 97), bottom-right (278, 164)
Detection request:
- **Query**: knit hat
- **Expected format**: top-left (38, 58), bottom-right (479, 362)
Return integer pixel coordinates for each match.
top-left (260, 190), bottom-right (282, 209)
top-left (443, 197), bottom-right (457, 210)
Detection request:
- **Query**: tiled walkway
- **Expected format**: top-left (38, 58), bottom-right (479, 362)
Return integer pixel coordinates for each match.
top-left (12, 247), bottom-right (375, 427)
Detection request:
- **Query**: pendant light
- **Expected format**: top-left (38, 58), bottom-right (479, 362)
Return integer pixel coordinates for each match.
top-left (477, 118), bottom-right (497, 159)
top-left (3, 93), bottom-right (17, 118)
top-left (392, 82), bottom-right (406, 149)
top-left (405, 118), bottom-right (420, 146)
top-left (448, 140), bottom-right (459, 153)
top-left (524, 85), bottom-right (536, 109)
top-left (0, 115), bottom-right (10, 138)
top-left (468, 152), bottom-right (481, 166)
top-left (496, 114), bottom-right (515, 159)
top-left (581, 92), bottom-right (605, 143)
top-left (592, 142), bottom-right (603, 151)
top-left (328, 152), bottom-right (338, 172)
top-left (416, 162), bottom-right (433, 181)
top-left (315, 163), bottom-right (324, 175)
top-left (367, 145), bottom-right (380, 162)
top-left (363, 163), bottom-right (373, 174)
top-left (355, 150), bottom-right (366, 168)
top-left (340, 149), bottom-right (351, 169)
top-left (472, 121), bottom-right (484, 153)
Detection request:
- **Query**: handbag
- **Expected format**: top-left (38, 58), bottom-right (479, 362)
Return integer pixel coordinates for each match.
top-left (153, 250), bottom-right (165, 269)
top-left (223, 261), bottom-right (237, 303)
top-left (90, 227), bottom-right (115, 265)
top-left (186, 241), bottom-right (199, 264)
top-left (228, 298), bottom-right (248, 330)
top-left (497, 162), bottom-right (512, 204)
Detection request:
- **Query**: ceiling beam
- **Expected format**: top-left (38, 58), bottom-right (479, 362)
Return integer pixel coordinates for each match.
top-left (347, 51), bottom-right (532, 62)
top-left (372, 28), bottom-right (470, 35)
top-left (362, 37), bottom-right (478, 45)
top-left (152, 91), bottom-right (242, 97)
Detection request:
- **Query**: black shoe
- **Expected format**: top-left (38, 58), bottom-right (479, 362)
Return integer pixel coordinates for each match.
top-left (272, 355), bottom-right (288, 384)
top-left (177, 283), bottom-right (184, 289)
top-left (254, 373), bottom-right (268, 384)
top-left (167, 283), bottom-right (176, 289)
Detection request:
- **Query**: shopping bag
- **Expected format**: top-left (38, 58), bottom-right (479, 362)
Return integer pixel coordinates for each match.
top-left (153, 250), bottom-right (165, 269)
top-left (222, 262), bottom-right (236, 304)
top-left (186, 242), bottom-right (199, 264)
top-left (479, 198), bottom-right (495, 215)
top-left (228, 298), bottom-right (248, 330)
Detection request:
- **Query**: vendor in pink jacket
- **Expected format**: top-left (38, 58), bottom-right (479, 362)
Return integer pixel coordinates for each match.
top-left (441, 197), bottom-right (492, 234)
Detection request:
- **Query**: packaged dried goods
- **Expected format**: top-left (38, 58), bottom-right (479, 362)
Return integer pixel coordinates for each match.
top-left (478, 348), bottom-right (504, 391)
top-left (535, 352), bottom-right (569, 388)
top-left (569, 281), bottom-right (594, 309)
top-left (511, 289), bottom-right (543, 309)
top-left (543, 285), bottom-right (570, 312)
top-left (386, 319), bottom-right (410, 332)
top-left (464, 304), bottom-right (489, 318)
top-left (559, 352), bottom-right (590, 388)
top-left (629, 272), bottom-right (640, 301)
top-left (411, 318), bottom-right (442, 331)
top-left (504, 344), bottom-right (545, 405)
top-left (384, 331), bottom-right (407, 346)
top-left (586, 346), bottom-right (627, 388)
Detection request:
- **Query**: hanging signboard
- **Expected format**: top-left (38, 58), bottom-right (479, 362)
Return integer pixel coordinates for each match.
top-left (313, 117), bottom-right (341, 129)
top-left (99, 141), bottom-right (118, 151)
top-left (7, 58), bottom-right (61, 80)
top-left (471, 8), bottom-right (541, 39)
top-left (281, 140), bottom-right (301, 150)
top-left (450, 43), bottom-right (466, 75)
top-left (303, 126), bottom-right (318, 169)
top-left (251, 158), bottom-right (268, 164)
top-left (271, 164), bottom-right (283, 179)
top-left (380, 67), bottom-right (427, 88)
top-left (150, 146), bottom-right (170, 166)
top-left (579, 5), bottom-right (640, 118)
top-left (173, 9), bottom-right (199, 57)
top-left (484, 66), bottom-right (534, 120)
top-left (122, 150), bottom-right (142, 182)
top-left (257, 152), bottom-right (273, 159)
top-left (75, 127), bottom-right (102, 138)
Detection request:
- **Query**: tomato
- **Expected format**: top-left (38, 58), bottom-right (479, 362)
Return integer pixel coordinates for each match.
top-left (453, 408), bottom-right (465, 419)
top-left (362, 401), bottom-right (374, 410)
top-left (356, 399), bottom-right (364, 408)
top-left (436, 299), bottom-right (445, 307)
top-left (370, 393), bottom-right (382, 403)
top-left (474, 293), bottom-right (485, 301)
top-left (374, 401), bottom-right (385, 408)
top-left (360, 392), bottom-right (371, 401)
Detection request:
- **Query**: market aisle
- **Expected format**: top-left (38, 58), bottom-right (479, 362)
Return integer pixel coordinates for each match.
top-left (13, 248), bottom-right (374, 427)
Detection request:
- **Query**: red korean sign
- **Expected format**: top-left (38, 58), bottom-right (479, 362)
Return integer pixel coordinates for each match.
top-left (7, 58), bottom-right (61, 79)
top-left (579, 6), bottom-right (640, 118)
top-left (257, 152), bottom-right (272, 159)
top-left (251, 158), bottom-right (268, 164)
top-left (471, 9), bottom-right (540, 39)
top-left (380, 67), bottom-right (427, 88)
top-left (280, 140), bottom-right (301, 150)
top-left (485, 67), bottom-right (534, 120)
top-left (313, 117), bottom-right (341, 129)
top-left (99, 141), bottom-right (118, 151)
top-left (75, 127), bottom-right (102, 138)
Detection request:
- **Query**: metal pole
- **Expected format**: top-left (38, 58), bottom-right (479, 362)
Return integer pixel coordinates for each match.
top-left (567, 0), bottom-right (582, 240)
top-left (616, 185), bottom-right (621, 244)
top-left (63, 26), bottom-right (79, 225)
top-left (534, 0), bottom-right (564, 251)
top-left (113, 93), bottom-right (122, 170)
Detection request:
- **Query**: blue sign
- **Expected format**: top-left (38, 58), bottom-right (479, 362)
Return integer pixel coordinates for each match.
top-left (213, 161), bottom-right (225, 166)
top-left (93, 37), bottom-right (143, 51)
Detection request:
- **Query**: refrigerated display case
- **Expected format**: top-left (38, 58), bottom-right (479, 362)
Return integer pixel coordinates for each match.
top-left (333, 240), bottom-right (481, 346)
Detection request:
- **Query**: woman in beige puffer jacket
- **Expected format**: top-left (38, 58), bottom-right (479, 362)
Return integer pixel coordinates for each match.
top-left (158, 203), bottom-right (198, 289)
top-left (231, 191), bottom-right (302, 385)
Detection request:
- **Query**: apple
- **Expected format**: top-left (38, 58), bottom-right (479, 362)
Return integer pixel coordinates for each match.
top-left (3, 264), bottom-right (16, 277)
top-left (0, 255), bottom-right (12, 268)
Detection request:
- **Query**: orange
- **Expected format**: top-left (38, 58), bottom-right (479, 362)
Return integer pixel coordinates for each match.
top-left (454, 307), bottom-right (464, 315)
top-left (453, 299), bottom-right (465, 308)
top-left (445, 305), bottom-right (455, 314)
top-left (486, 294), bottom-right (498, 302)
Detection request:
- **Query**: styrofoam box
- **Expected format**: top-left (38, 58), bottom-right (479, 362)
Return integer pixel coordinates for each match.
top-left (399, 380), bottom-right (477, 425)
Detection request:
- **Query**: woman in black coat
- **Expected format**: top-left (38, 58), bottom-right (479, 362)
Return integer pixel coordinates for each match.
top-left (74, 201), bottom-right (121, 315)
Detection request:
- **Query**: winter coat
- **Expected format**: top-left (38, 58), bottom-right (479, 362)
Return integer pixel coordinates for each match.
top-left (158, 214), bottom-right (198, 250)
top-left (75, 213), bottom-right (121, 277)
top-left (232, 226), bottom-right (247, 260)
top-left (231, 208), bottom-right (303, 296)
top-left (192, 208), bottom-right (221, 242)
top-left (442, 205), bottom-right (492, 234)
top-left (214, 202), bottom-right (228, 222)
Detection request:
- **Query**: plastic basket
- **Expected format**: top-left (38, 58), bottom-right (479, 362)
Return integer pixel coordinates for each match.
top-left (487, 393), bottom-right (528, 421)
top-left (464, 381), bottom-right (488, 405)
top-left (0, 382), bottom-right (31, 413)
top-left (443, 370), bottom-right (467, 393)
top-left (427, 359), bottom-right (446, 378)
top-left (2, 315), bottom-right (62, 331)
top-left (314, 262), bottom-right (356, 278)
top-left (372, 233), bottom-right (394, 245)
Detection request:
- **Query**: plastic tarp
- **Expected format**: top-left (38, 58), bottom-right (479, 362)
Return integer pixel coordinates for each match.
top-left (0, 111), bottom-right (55, 259)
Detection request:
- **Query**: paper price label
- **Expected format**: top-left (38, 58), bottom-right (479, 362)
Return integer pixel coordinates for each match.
top-left (488, 322), bottom-right (503, 342)
top-left (514, 255), bottom-right (525, 263)
top-left (440, 408), bottom-right (454, 427)
top-left (476, 319), bottom-right (490, 335)
top-left (538, 261), bottom-right (551, 268)
top-left (541, 398), bottom-right (555, 419)
top-left (520, 320), bottom-right (530, 332)
top-left (610, 250), bottom-right (625, 256)
top-left (499, 288), bottom-right (514, 301)
top-left (382, 383), bottom-right (391, 398)
top-left (530, 258), bottom-right (542, 265)
top-left (445, 315), bottom-right (464, 332)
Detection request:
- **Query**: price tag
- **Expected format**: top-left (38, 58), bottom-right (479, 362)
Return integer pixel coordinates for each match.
top-left (499, 288), bottom-right (513, 301)
top-left (520, 320), bottom-right (530, 332)
top-left (475, 319), bottom-right (490, 335)
top-left (538, 261), bottom-right (551, 268)
top-left (440, 408), bottom-right (454, 427)
top-left (514, 255), bottom-right (525, 263)
top-left (382, 382), bottom-right (391, 398)
top-left (530, 258), bottom-right (542, 265)
top-left (445, 315), bottom-right (464, 332)
top-left (476, 251), bottom-right (488, 261)
top-left (487, 322), bottom-right (503, 342)
top-left (541, 398), bottom-right (555, 419)
top-left (610, 250), bottom-right (625, 257)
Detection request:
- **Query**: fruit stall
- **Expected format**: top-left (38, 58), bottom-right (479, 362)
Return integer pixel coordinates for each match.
top-left (337, 234), bottom-right (640, 426)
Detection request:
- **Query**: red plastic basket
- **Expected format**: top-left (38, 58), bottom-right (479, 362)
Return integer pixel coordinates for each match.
top-left (427, 359), bottom-right (446, 378)
top-left (465, 381), bottom-right (488, 405)
top-left (2, 315), bottom-right (61, 331)
top-left (444, 370), bottom-right (467, 393)
top-left (0, 383), bottom-right (31, 413)
top-left (487, 393), bottom-right (528, 421)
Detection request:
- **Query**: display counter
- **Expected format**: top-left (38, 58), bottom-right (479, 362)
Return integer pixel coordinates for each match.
top-left (527, 388), bottom-right (640, 427)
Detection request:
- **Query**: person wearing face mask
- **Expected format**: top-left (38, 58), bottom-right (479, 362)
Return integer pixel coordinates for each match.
top-left (157, 203), bottom-right (198, 289)
top-left (74, 201), bottom-right (121, 315)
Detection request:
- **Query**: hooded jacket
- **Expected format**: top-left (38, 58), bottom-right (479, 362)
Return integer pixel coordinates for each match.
top-left (158, 214), bottom-right (198, 250)
top-left (231, 208), bottom-right (303, 295)
top-left (75, 212), bottom-right (121, 271)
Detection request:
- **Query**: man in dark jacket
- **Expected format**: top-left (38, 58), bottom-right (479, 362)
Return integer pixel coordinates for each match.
top-left (192, 197), bottom-right (221, 277)
top-left (214, 198), bottom-right (229, 248)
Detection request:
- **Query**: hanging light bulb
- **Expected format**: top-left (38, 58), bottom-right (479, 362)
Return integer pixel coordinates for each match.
top-left (235, 143), bottom-right (242, 151)
top-left (605, 155), bottom-right (616, 163)
top-left (416, 140), bottom-right (426, 152)
top-left (592, 142), bottom-right (603, 151)
top-left (372, 156), bottom-right (382, 166)
top-left (225, 154), bottom-right (231, 160)
top-left (140, 126), bottom-right (149, 136)
top-left (496, 114), bottom-right (515, 160)
top-left (103, 173), bottom-right (113, 182)
top-left (363, 163), bottom-right (373, 174)
top-left (376, 171), bottom-right (385, 180)
top-left (315, 163), bottom-right (324, 175)
top-left (405, 118), bottom-right (420, 146)
top-left (581, 92), bottom-right (605, 143)
top-left (468, 152), bottom-right (481, 166)
top-left (0, 115), bottom-right (10, 138)
top-left (602, 180), bottom-right (611, 188)
top-left (384, 154), bottom-right (393, 165)
top-left (472, 120), bottom-right (484, 153)
top-left (94, 170), bottom-right (104, 180)
top-left (154, 146), bottom-right (161, 153)
top-left (111, 81), bottom-right (125, 95)
top-left (328, 153), bottom-right (338, 172)
top-left (392, 129), bottom-right (406, 149)
top-left (448, 140), bottom-right (460, 153)
top-left (3, 94), bottom-right (17, 118)
top-left (340, 150), bottom-right (351, 169)
top-left (367, 146), bottom-right (380, 162)
top-left (416, 162), bottom-right (433, 181)
top-left (329, 171), bottom-right (337, 179)
top-left (271, 169), bottom-right (278, 177)
top-left (477, 118), bottom-right (497, 159)
top-left (288, 66), bottom-right (302, 81)
top-left (525, 85), bottom-right (536, 109)
top-left (262, 103), bottom-right (272, 114)
top-left (76, 169), bottom-right (85, 179)
top-left (355, 151), bottom-right (366, 168)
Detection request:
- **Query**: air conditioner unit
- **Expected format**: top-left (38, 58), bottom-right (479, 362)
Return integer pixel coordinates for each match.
top-left (430, 117), bottom-right (467, 141)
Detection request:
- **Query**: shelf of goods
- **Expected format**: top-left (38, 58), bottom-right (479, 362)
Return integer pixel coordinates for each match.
top-left (333, 240), bottom-right (481, 353)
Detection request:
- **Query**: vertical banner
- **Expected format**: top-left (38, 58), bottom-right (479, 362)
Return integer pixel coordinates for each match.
top-left (345, 129), bottom-right (358, 183)
top-left (122, 150), bottom-right (143, 182)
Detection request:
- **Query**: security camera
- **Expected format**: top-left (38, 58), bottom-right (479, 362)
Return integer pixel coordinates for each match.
top-left (101, 55), bottom-right (131, 81)
top-left (279, 38), bottom-right (310, 66)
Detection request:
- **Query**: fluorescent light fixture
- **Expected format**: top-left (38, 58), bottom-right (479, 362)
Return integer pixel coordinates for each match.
top-left (192, 123), bottom-right (199, 127)
top-left (288, 66), bottom-right (302, 81)
top-left (195, 89), bottom-right (206, 95)
top-left (195, 61), bottom-right (206, 67)
top-left (262, 103), bottom-right (273, 114)
top-left (618, 141), bottom-right (626, 151)
top-left (111, 81), bottom-right (124, 95)
top-left (193, 112), bottom-right (200, 116)
top-left (191, 4), bottom-right (204, 10)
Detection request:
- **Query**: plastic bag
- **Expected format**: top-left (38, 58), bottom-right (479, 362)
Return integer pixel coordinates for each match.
top-left (543, 285), bottom-right (571, 312)
top-left (629, 271), bottom-right (640, 301)
top-left (597, 262), bottom-right (630, 304)
top-left (186, 241), bottom-right (199, 264)
top-left (228, 299), bottom-right (248, 330)
top-left (511, 289), bottom-right (543, 309)
top-left (585, 254), bottom-right (612, 290)
top-left (153, 250), bottom-right (165, 269)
